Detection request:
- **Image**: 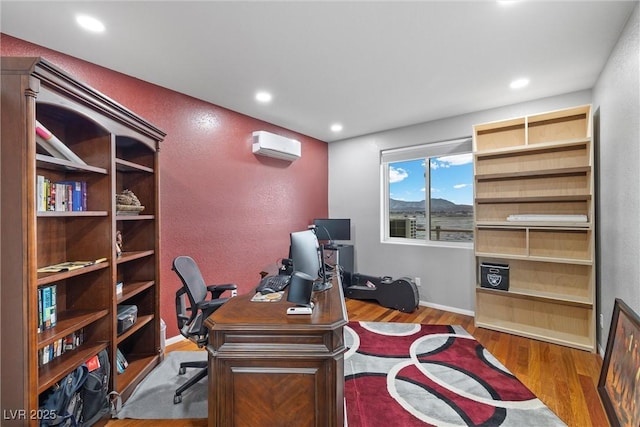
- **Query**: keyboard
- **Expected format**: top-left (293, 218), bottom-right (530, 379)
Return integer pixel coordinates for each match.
top-left (256, 275), bottom-right (291, 294)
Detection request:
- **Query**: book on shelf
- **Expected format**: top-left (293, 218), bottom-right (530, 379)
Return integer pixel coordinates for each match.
top-left (50, 285), bottom-right (57, 327)
top-left (38, 286), bottom-right (43, 333)
top-left (37, 175), bottom-right (45, 212)
top-left (37, 258), bottom-right (107, 273)
top-left (38, 329), bottom-right (85, 367)
top-left (116, 347), bottom-right (129, 373)
top-left (63, 329), bottom-right (84, 351)
top-left (85, 354), bottom-right (101, 372)
top-left (116, 281), bottom-right (123, 297)
top-left (35, 120), bottom-right (87, 165)
top-left (39, 284), bottom-right (57, 331)
top-left (57, 180), bottom-right (86, 211)
top-left (36, 176), bottom-right (87, 212)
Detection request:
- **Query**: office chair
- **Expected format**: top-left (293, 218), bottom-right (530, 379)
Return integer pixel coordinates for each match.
top-left (172, 255), bottom-right (237, 404)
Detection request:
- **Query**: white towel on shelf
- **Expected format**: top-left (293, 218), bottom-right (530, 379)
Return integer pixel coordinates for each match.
top-left (506, 214), bottom-right (588, 222)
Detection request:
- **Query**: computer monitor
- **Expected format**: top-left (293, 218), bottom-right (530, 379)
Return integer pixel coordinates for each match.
top-left (286, 271), bottom-right (315, 307)
top-left (313, 218), bottom-right (351, 246)
top-left (289, 229), bottom-right (332, 292)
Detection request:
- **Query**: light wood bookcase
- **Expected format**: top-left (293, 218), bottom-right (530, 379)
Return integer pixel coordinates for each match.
top-left (1, 57), bottom-right (165, 424)
top-left (473, 105), bottom-right (596, 352)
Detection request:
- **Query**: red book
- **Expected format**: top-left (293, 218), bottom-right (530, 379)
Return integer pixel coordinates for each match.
top-left (85, 354), bottom-right (101, 372)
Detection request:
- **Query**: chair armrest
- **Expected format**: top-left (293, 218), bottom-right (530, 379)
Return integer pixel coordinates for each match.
top-left (207, 283), bottom-right (237, 299)
top-left (207, 284), bottom-right (237, 292)
top-left (197, 298), bottom-right (229, 313)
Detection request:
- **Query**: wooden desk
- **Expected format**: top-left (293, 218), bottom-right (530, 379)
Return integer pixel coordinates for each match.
top-left (204, 276), bottom-right (348, 427)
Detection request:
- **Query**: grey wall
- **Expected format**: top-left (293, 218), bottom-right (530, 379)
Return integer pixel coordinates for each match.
top-left (329, 2), bottom-right (639, 352)
top-left (592, 3), bottom-right (639, 350)
top-left (329, 90), bottom-right (591, 315)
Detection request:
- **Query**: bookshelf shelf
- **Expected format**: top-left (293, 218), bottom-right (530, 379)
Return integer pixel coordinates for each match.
top-left (115, 354), bottom-right (159, 394)
top-left (116, 314), bottom-right (154, 344)
top-left (473, 137), bottom-right (591, 159)
top-left (475, 194), bottom-right (591, 204)
top-left (115, 157), bottom-right (154, 173)
top-left (36, 153), bottom-right (109, 174)
top-left (38, 343), bottom-right (109, 393)
top-left (37, 309), bottom-right (110, 348)
top-left (1, 57), bottom-right (165, 422)
top-left (475, 165), bottom-right (590, 181)
top-left (474, 252), bottom-right (593, 265)
top-left (116, 250), bottom-right (155, 264)
top-left (116, 214), bottom-right (155, 221)
top-left (476, 222), bottom-right (592, 229)
top-left (37, 210), bottom-right (109, 218)
top-left (473, 105), bottom-right (596, 352)
top-left (476, 286), bottom-right (593, 308)
top-left (37, 262), bottom-right (110, 286)
top-left (118, 280), bottom-right (155, 303)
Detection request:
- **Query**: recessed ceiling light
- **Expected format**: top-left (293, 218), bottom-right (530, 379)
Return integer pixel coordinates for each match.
top-left (330, 123), bottom-right (343, 132)
top-left (76, 14), bottom-right (105, 33)
top-left (255, 91), bottom-right (272, 103)
top-left (510, 78), bottom-right (530, 89)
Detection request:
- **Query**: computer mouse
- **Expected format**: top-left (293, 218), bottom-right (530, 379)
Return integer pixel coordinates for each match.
top-left (260, 287), bottom-right (276, 295)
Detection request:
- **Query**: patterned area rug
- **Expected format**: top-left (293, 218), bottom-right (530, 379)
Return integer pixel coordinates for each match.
top-left (344, 322), bottom-right (566, 426)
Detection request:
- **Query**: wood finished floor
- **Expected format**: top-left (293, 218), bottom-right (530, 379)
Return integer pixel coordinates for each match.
top-left (105, 298), bottom-right (607, 427)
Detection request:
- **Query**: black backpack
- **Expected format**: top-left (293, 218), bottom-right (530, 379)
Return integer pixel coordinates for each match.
top-left (80, 349), bottom-right (111, 426)
top-left (40, 364), bottom-right (88, 426)
top-left (39, 349), bottom-right (111, 427)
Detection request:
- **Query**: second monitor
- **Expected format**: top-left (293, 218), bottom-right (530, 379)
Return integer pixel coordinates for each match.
top-left (290, 229), bottom-right (332, 292)
top-left (313, 218), bottom-right (350, 248)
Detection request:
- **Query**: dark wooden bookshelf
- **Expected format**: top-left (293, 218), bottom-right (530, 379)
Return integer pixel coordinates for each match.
top-left (1, 56), bottom-right (165, 425)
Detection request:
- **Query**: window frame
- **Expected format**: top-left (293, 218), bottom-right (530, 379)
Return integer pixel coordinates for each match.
top-left (380, 137), bottom-right (474, 248)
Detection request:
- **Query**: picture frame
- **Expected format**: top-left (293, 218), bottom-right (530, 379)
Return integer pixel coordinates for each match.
top-left (597, 298), bottom-right (640, 427)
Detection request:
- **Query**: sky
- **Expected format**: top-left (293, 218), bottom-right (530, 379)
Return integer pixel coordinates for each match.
top-left (389, 153), bottom-right (473, 206)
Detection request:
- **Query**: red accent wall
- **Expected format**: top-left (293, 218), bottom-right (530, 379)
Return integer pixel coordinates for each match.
top-left (1, 34), bottom-right (329, 338)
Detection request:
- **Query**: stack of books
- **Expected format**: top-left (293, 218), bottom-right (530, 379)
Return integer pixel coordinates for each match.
top-left (38, 284), bottom-right (57, 332)
top-left (116, 347), bottom-right (129, 373)
top-left (38, 329), bottom-right (85, 367)
top-left (37, 176), bottom-right (87, 212)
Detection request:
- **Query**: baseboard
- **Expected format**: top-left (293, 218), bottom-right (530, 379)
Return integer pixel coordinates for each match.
top-left (166, 334), bottom-right (187, 347)
top-left (419, 300), bottom-right (475, 317)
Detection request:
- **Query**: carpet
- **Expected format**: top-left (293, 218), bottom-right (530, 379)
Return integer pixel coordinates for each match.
top-left (115, 350), bottom-right (208, 419)
top-left (344, 322), bottom-right (566, 426)
top-left (116, 322), bottom-right (566, 425)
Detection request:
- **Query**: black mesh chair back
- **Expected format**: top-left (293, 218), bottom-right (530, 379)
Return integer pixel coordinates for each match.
top-left (174, 256), bottom-right (208, 308)
top-left (171, 255), bottom-right (237, 403)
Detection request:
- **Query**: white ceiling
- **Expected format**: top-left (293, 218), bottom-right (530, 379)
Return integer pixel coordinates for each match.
top-left (1, 1), bottom-right (636, 142)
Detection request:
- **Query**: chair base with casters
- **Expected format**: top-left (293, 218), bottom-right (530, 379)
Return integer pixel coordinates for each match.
top-left (174, 359), bottom-right (208, 404)
top-left (172, 255), bottom-right (237, 404)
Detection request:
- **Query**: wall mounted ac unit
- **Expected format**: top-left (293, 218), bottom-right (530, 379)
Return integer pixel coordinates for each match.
top-left (252, 131), bottom-right (301, 161)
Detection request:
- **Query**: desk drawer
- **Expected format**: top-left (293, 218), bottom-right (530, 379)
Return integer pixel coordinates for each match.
top-left (210, 328), bottom-right (345, 356)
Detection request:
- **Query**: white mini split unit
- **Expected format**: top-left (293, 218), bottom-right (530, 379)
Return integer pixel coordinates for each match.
top-left (252, 131), bottom-right (301, 162)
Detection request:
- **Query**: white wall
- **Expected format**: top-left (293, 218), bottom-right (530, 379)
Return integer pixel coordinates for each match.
top-left (592, 3), bottom-right (639, 350)
top-left (329, 90), bottom-right (591, 314)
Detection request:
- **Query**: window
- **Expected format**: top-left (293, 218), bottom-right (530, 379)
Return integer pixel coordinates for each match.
top-left (381, 137), bottom-right (473, 245)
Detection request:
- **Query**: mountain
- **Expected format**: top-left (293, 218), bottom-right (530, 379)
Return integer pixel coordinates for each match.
top-left (390, 198), bottom-right (473, 214)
